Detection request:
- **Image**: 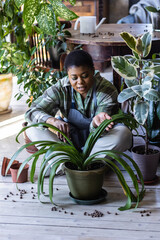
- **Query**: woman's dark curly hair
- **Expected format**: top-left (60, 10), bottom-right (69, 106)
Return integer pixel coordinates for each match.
top-left (64, 49), bottom-right (94, 71)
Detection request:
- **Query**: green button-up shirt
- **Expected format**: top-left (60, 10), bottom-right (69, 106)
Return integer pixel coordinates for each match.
top-left (25, 72), bottom-right (118, 132)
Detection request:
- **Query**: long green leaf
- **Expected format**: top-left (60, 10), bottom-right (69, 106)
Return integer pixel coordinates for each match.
top-left (30, 155), bottom-right (39, 183)
top-left (83, 113), bottom-right (137, 159)
top-left (16, 122), bottom-right (74, 146)
top-left (16, 147), bottom-right (47, 182)
top-left (5, 141), bottom-right (52, 175)
top-left (49, 159), bottom-right (67, 204)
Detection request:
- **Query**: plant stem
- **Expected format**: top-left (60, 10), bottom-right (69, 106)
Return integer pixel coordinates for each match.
top-left (144, 123), bottom-right (149, 154)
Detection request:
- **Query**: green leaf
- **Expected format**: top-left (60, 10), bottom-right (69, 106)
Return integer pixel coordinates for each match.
top-left (141, 32), bottom-right (152, 58)
top-left (145, 6), bottom-right (159, 13)
top-left (156, 101), bottom-right (160, 120)
top-left (125, 79), bottom-right (139, 87)
top-left (131, 85), bottom-right (143, 98)
top-left (49, 159), bottom-right (67, 204)
top-left (147, 101), bottom-right (155, 128)
top-left (15, 0), bottom-right (25, 8)
top-left (69, 0), bottom-right (76, 5)
top-left (134, 101), bottom-right (149, 125)
top-left (118, 88), bottom-right (137, 103)
top-left (36, 4), bottom-right (57, 36)
top-left (135, 37), bottom-right (143, 55)
top-left (111, 56), bottom-right (138, 80)
top-left (51, 0), bottom-right (78, 20)
top-left (144, 89), bottom-right (160, 101)
top-left (120, 32), bottom-right (137, 52)
top-left (151, 65), bottom-right (160, 74)
top-left (23, 0), bottom-right (40, 29)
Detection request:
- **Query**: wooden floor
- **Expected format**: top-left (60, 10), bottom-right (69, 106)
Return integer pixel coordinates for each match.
top-left (0, 78), bottom-right (160, 240)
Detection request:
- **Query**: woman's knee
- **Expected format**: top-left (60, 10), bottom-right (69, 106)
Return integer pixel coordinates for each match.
top-left (114, 125), bottom-right (132, 151)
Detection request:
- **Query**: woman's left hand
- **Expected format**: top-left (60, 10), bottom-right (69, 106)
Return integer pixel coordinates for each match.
top-left (92, 112), bottom-right (114, 131)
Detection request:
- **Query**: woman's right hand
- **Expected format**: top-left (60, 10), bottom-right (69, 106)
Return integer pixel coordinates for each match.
top-left (46, 117), bottom-right (70, 142)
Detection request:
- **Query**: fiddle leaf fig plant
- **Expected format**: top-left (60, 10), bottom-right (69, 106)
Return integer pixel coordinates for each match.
top-left (6, 111), bottom-right (145, 211)
top-left (111, 32), bottom-right (160, 153)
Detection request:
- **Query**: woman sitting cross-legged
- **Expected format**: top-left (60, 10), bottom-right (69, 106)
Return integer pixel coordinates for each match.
top-left (25, 50), bottom-right (132, 159)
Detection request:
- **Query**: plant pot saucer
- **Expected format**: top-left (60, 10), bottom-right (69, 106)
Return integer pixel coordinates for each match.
top-left (137, 175), bottom-right (159, 185)
top-left (69, 188), bottom-right (107, 205)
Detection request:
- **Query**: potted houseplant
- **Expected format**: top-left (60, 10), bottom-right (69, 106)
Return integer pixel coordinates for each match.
top-left (145, 6), bottom-right (160, 31)
top-left (6, 111), bottom-right (145, 211)
top-left (0, 0), bottom-right (78, 108)
top-left (0, 40), bottom-right (27, 113)
top-left (111, 31), bottom-right (160, 183)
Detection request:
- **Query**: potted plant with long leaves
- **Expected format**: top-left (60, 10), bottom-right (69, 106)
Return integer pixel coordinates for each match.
top-left (6, 111), bottom-right (145, 211)
top-left (111, 31), bottom-right (160, 183)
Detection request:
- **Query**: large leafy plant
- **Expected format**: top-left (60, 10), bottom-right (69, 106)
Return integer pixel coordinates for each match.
top-left (111, 32), bottom-right (160, 153)
top-left (13, 0), bottom-right (78, 36)
top-left (6, 112), bottom-right (145, 211)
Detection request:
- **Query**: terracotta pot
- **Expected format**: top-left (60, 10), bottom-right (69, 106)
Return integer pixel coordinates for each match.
top-left (63, 162), bottom-right (106, 200)
top-left (132, 145), bottom-right (160, 182)
top-left (1, 157), bottom-right (19, 176)
top-left (10, 163), bottom-right (29, 183)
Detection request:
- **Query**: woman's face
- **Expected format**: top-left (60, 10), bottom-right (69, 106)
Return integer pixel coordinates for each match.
top-left (68, 65), bottom-right (94, 99)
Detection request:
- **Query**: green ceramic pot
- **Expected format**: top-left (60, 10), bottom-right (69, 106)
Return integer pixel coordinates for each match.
top-left (63, 162), bottom-right (106, 200)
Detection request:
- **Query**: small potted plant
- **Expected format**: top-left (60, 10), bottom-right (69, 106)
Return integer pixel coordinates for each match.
top-left (145, 6), bottom-right (160, 31)
top-left (111, 31), bottom-right (160, 183)
top-left (6, 111), bottom-right (145, 211)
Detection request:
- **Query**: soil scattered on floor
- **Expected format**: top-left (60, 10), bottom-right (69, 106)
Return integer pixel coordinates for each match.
top-left (84, 210), bottom-right (104, 218)
top-left (140, 210), bottom-right (152, 217)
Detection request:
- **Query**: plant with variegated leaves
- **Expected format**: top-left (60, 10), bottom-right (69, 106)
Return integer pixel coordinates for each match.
top-left (111, 32), bottom-right (160, 154)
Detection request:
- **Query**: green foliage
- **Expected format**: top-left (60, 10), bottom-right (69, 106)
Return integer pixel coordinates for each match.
top-left (111, 31), bottom-right (160, 151)
top-left (145, 6), bottom-right (160, 13)
top-left (0, 0), bottom-right (77, 103)
top-left (14, 0), bottom-right (78, 36)
top-left (6, 112), bottom-right (145, 211)
top-left (0, 41), bottom-right (28, 74)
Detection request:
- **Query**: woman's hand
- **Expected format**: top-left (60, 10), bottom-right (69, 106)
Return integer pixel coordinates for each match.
top-left (46, 117), bottom-right (70, 142)
top-left (92, 112), bottom-right (114, 131)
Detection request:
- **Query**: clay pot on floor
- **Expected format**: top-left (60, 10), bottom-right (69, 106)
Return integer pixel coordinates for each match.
top-left (10, 163), bottom-right (29, 183)
top-left (1, 157), bottom-right (19, 176)
top-left (132, 145), bottom-right (160, 183)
